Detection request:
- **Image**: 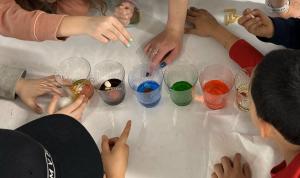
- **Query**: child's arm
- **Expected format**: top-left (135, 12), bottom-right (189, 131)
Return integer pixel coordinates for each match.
top-left (185, 8), bottom-right (263, 68)
top-left (0, 0), bottom-right (66, 41)
top-left (239, 8), bottom-right (300, 49)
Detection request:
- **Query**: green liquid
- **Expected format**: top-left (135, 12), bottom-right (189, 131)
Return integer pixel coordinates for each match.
top-left (170, 81), bottom-right (193, 106)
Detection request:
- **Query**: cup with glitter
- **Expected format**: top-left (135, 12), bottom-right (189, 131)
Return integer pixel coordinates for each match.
top-left (164, 64), bottom-right (198, 106)
top-left (56, 57), bottom-right (94, 108)
top-left (128, 64), bottom-right (163, 108)
top-left (199, 64), bottom-right (234, 110)
top-left (93, 61), bottom-right (126, 106)
top-left (235, 67), bottom-right (253, 112)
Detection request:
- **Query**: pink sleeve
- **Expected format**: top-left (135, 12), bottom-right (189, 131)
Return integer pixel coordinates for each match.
top-left (229, 39), bottom-right (264, 69)
top-left (0, 0), bottom-right (66, 41)
top-left (57, 0), bottom-right (90, 16)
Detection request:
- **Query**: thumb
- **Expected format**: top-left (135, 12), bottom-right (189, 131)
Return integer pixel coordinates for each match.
top-left (47, 95), bottom-right (60, 114)
top-left (101, 135), bottom-right (111, 154)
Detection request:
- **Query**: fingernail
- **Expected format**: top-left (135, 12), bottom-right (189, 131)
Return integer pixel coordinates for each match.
top-left (126, 43), bottom-right (131, 48)
top-left (160, 62), bottom-right (167, 68)
top-left (129, 38), bottom-right (134, 42)
top-left (146, 72), bottom-right (150, 77)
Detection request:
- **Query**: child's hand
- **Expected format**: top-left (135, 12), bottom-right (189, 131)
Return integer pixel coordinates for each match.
top-left (84, 16), bottom-right (133, 46)
top-left (185, 8), bottom-right (220, 37)
top-left (114, 2), bottom-right (135, 26)
top-left (211, 153), bottom-right (251, 178)
top-left (15, 75), bottom-right (63, 114)
top-left (101, 121), bottom-right (132, 178)
top-left (144, 29), bottom-right (183, 68)
top-left (47, 94), bottom-right (88, 120)
top-left (238, 9), bottom-right (274, 38)
top-left (59, 16), bottom-right (133, 47)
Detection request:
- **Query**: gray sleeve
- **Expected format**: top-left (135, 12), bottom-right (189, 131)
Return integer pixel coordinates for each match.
top-left (0, 65), bottom-right (26, 100)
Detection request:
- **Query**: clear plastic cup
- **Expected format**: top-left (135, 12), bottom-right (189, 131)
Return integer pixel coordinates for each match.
top-left (235, 67), bottom-right (253, 112)
top-left (128, 64), bottom-right (163, 108)
top-left (199, 64), bottom-right (235, 110)
top-left (164, 64), bottom-right (198, 106)
top-left (93, 61), bottom-right (126, 106)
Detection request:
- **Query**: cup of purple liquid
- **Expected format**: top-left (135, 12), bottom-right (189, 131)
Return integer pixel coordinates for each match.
top-left (93, 61), bottom-right (126, 105)
top-left (128, 64), bottom-right (163, 108)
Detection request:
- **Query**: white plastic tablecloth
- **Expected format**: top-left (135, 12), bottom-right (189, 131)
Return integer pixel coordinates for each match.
top-left (0, 0), bottom-right (284, 177)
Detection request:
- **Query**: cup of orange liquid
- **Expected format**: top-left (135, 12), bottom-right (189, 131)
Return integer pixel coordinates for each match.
top-left (199, 64), bottom-right (235, 110)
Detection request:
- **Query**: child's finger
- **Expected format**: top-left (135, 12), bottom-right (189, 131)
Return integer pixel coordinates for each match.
top-left (47, 95), bottom-right (60, 114)
top-left (164, 47), bottom-right (179, 65)
top-left (243, 8), bottom-right (252, 15)
top-left (112, 18), bottom-right (132, 42)
top-left (111, 25), bottom-right (130, 46)
top-left (119, 120), bottom-right (132, 143)
top-left (151, 47), bottom-right (169, 67)
top-left (243, 18), bottom-right (258, 30)
top-left (103, 31), bottom-right (118, 41)
top-left (96, 34), bottom-right (110, 43)
top-left (186, 15), bottom-right (196, 24)
top-left (187, 9), bottom-right (199, 17)
top-left (213, 163), bottom-right (224, 176)
top-left (251, 9), bottom-right (271, 23)
top-left (71, 101), bottom-right (87, 120)
top-left (248, 20), bottom-right (262, 34)
top-left (238, 15), bottom-right (254, 26)
top-left (101, 135), bottom-right (111, 153)
top-left (243, 163), bottom-right (251, 177)
top-left (211, 172), bottom-right (218, 178)
top-left (221, 156), bottom-right (233, 172)
top-left (233, 153), bottom-right (242, 170)
top-left (60, 95), bottom-right (85, 113)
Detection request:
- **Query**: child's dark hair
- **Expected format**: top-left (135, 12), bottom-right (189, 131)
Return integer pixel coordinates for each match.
top-left (251, 49), bottom-right (300, 145)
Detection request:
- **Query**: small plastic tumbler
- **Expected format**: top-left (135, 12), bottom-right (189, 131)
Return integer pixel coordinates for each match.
top-left (235, 67), bottom-right (253, 112)
top-left (164, 64), bottom-right (198, 106)
top-left (199, 64), bottom-right (234, 110)
top-left (57, 57), bottom-right (91, 82)
top-left (128, 64), bottom-right (163, 108)
top-left (93, 61), bottom-right (126, 106)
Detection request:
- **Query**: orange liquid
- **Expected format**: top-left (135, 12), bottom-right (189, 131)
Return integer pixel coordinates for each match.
top-left (203, 80), bottom-right (230, 109)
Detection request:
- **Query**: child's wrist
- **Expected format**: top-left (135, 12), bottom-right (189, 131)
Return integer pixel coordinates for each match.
top-left (15, 79), bottom-right (25, 96)
top-left (57, 16), bottom-right (89, 37)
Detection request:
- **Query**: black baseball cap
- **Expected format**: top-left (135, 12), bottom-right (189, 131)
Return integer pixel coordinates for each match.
top-left (0, 114), bottom-right (104, 178)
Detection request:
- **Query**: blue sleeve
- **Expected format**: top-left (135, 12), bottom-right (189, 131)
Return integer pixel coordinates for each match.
top-left (257, 17), bottom-right (300, 49)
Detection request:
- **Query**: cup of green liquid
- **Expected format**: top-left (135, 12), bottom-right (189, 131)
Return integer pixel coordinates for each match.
top-left (164, 63), bottom-right (198, 106)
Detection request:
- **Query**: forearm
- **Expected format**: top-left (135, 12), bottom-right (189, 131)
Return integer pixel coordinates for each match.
top-left (57, 16), bottom-right (89, 37)
top-left (166, 0), bottom-right (188, 33)
top-left (211, 25), bottom-right (240, 51)
top-left (210, 25), bottom-right (263, 68)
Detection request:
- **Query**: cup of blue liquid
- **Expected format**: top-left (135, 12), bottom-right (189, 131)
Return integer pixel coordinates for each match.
top-left (128, 64), bottom-right (163, 108)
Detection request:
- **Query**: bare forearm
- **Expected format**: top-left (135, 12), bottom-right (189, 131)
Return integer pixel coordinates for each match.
top-left (166, 0), bottom-right (188, 33)
top-left (211, 25), bottom-right (240, 51)
top-left (57, 16), bottom-right (89, 37)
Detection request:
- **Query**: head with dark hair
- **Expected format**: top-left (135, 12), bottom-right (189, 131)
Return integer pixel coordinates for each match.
top-left (250, 49), bottom-right (300, 146)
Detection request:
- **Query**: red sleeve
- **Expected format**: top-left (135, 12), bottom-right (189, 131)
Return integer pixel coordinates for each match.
top-left (229, 39), bottom-right (264, 68)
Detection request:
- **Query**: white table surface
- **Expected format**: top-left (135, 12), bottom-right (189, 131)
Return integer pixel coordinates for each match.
top-left (0, 0), bottom-right (284, 177)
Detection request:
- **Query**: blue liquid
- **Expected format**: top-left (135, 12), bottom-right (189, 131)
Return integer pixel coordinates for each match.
top-left (136, 81), bottom-right (161, 108)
